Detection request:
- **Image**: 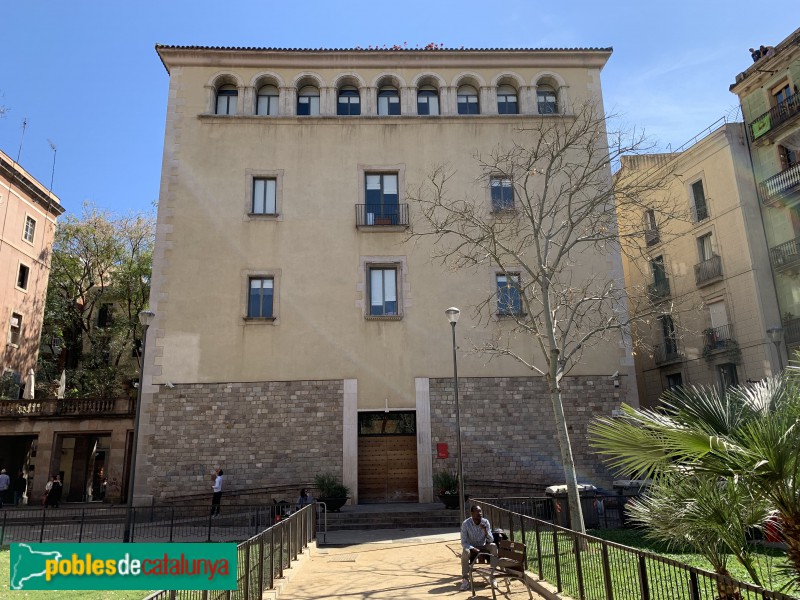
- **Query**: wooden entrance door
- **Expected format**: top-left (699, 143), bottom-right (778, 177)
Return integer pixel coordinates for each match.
top-left (357, 411), bottom-right (418, 503)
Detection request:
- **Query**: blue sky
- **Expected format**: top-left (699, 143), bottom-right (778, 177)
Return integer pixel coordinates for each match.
top-left (0, 2), bottom-right (794, 216)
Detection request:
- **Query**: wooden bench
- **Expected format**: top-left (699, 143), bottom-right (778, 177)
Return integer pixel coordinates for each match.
top-left (469, 540), bottom-right (533, 599)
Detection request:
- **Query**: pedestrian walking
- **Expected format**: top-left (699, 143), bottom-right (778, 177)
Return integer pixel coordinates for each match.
top-left (210, 468), bottom-right (224, 517)
top-left (0, 469), bottom-right (10, 508)
top-left (13, 470), bottom-right (26, 505)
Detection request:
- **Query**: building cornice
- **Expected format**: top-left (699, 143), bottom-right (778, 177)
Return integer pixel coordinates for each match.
top-left (0, 149), bottom-right (65, 217)
top-left (155, 45), bottom-right (613, 74)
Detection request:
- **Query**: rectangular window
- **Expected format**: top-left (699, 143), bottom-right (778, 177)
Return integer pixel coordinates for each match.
top-left (23, 216), bottom-right (36, 243)
top-left (297, 95), bottom-right (320, 116)
top-left (417, 94), bottom-right (439, 116)
top-left (690, 180), bottom-right (708, 222)
top-left (377, 95), bottom-right (400, 116)
top-left (659, 315), bottom-right (677, 355)
top-left (9, 312), bottom-right (22, 346)
top-left (496, 273), bottom-right (522, 316)
top-left (644, 209), bottom-right (659, 246)
top-left (651, 256), bottom-right (666, 283)
top-left (252, 178), bottom-right (277, 214)
top-left (665, 372), bottom-right (683, 391)
top-left (490, 177), bottom-right (514, 211)
top-left (365, 173), bottom-right (399, 224)
top-left (369, 267), bottom-right (398, 316)
top-left (16, 264), bottom-right (29, 290)
top-left (697, 233), bottom-right (713, 262)
top-left (718, 363), bottom-right (738, 392)
top-left (248, 277), bottom-right (274, 318)
top-left (257, 95), bottom-right (279, 116)
top-left (97, 303), bottom-right (114, 328)
top-left (457, 96), bottom-right (479, 115)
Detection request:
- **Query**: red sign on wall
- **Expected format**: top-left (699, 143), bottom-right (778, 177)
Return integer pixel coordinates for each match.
top-left (437, 443), bottom-right (449, 459)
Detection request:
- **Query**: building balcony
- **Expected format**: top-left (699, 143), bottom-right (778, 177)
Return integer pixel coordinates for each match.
top-left (785, 317), bottom-right (800, 347)
top-left (646, 279), bottom-right (671, 302)
top-left (759, 163), bottom-right (800, 206)
top-left (355, 204), bottom-right (409, 229)
top-left (694, 254), bottom-right (723, 287)
top-left (644, 228), bottom-right (660, 247)
top-left (0, 397), bottom-right (133, 420)
top-left (770, 236), bottom-right (800, 274)
top-left (653, 343), bottom-right (682, 365)
top-left (691, 203), bottom-right (710, 223)
top-left (702, 324), bottom-right (736, 355)
top-left (749, 92), bottom-right (800, 143)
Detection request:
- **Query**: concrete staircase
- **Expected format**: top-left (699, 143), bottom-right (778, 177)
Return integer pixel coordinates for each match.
top-left (318, 502), bottom-right (461, 532)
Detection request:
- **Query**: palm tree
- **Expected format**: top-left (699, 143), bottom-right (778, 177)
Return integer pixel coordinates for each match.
top-left (589, 373), bottom-right (800, 586)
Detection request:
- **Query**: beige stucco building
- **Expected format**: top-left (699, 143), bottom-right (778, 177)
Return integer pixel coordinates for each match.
top-left (138, 45), bottom-right (636, 505)
top-left (619, 123), bottom-right (782, 407)
top-left (0, 148), bottom-right (63, 382)
top-left (731, 27), bottom-right (800, 359)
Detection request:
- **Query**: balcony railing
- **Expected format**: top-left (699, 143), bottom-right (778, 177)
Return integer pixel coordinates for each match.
top-left (703, 324), bottom-right (736, 353)
top-left (770, 236), bottom-right (800, 271)
top-left (355, 204), bottom-right (409, 227)
top-left (749, 91), bottom-right (800, 141)
top-left (759, 163), bottom-right (800, 205)
top-left (785, 317), bottom-right (800, 346)
top-left (646, 278), bottom-right (670, 302)
top-left (691, 203), bottom-right (709, 222)
top-left (644, 228), bottom-right (660, 247)
top-left (0, 397), bottom-right (133, 419)
top-left (694, 254), bottom-right (723, 286)
top-left (653, 342), bottom-right (682, 364)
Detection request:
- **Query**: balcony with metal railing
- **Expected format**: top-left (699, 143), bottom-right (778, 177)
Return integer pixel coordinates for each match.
top-left (694, 254), bottom-right (723, 286)
top-left (691, 203), bottom-right (710, 223)
top-left (759, 163), bottom-right (800, 205)
top-left (646, 278), bottom-right (670, 302)
top-left (702, 324), bottom-right (736, 354)
top-left (644, 228), bottom-right (660, 247)
top-left (653, 342), bottom-right (682, 365)
top-left (770, 236), bottom-right (800, 273)
top-left (749, 92), bottom-right (800, 142)
top-left (785, 317), bottom-right (800, 347)
top-left (355, 204), bottom-right (409, 228)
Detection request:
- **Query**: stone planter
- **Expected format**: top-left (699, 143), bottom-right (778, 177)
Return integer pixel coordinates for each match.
top-left (318, 496), bottom-right (348, 512)
top-left (438, 493), bottom-right (460, 510)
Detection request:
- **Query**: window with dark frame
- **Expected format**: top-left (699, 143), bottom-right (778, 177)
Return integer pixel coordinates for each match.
top-left (256, 85), bottom-right (279, 116)
top-left (697, 233), bottom-right (713, 262)
top-left (97, 303), bottom-right (114, 328)
top-left (457, 85), bottom-right (479, 115)
top-left (337, 86), bottom-right (361, 116)
top-left (365, 173), bottom-right (399, 224)
top-left (377, 87), bottom-right (400, 116)
top-left (537, 86), bottom-right (557, 114)
top-left (215, 84), bottom-right (238, 115)
top-left (16, 264), bottom-right (29, 290)
top-left (417, 86), bottom-right (439, 115)
top-left (252, 178), bottom-right (277, 215)
top-left (248, 277), bottom-right (274, 318)
top-left (496, 273), bottom-right (522, 316)
top-left (691, 180), bottom-right (708, 221)
top-left (297, 86), bottom-right (320, 116)
top-left (659, 314), bottom-right (678, 355)
top-left (490, 177), bottom-right (514, 211)
top-left (369, 267), bottom-right (398, 316)
top-left (665, 372), bottom-right (683, 391)
top-left (497, 84), bottom-right (518, 114)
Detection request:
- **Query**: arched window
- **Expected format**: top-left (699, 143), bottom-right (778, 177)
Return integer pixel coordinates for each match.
top-left (497, 84), bottom-right (518, 115)
top-left (337, 86), bottom-right (361, 116)
top-left (537, 85), bottom-right (558, 114)
top-left (378, 86), bottom-right (400, 116)
top-left (297, 85), bottom-right (320, 116)
top-left (457, 85), bottom-right (479, 115)
top-left (257, 84), bottom-right (279, 116)
top-left (216, 84), bottom-right (238, 115)
top-left (417, 85), bottom-right (439, 115)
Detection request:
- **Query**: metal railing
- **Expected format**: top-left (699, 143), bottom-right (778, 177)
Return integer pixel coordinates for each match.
top-left (691, 203), bottom-right (709, 223)
top-left (0, 396), bottom-right (132, 418)
top-left (145, 503), bottom-right (315, 600)
top-left (749, 91), bottom-right (800, 142)
top-left (653, 342), bottom-right (682, 365)
top-left (0, 502), bottom-right (306, 545)
top-left (759, 163), bottom-right (800, 205)
top-left (785, 317), bottom-right (800, 346)
top-left (703, 324), bottom-right (735, 353)
top-left (646, 279), bottom-right (670, 302)
top-left (770, 236), bottom-right (800, 271)
top-left (645, 228), bottom-right (660, 247)
top-left (694, 254), bottom-right (722, 286)
top-left (355, 203), bottom-right (409, 227)
top-left (479, 501), bottom-right (796, 600)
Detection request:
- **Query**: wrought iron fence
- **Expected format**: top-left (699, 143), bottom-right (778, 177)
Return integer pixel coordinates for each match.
top-left (646, 279), bottom-right (670, 302)
top-left (694, 254), bottom-right (722, 286)
top-left (749, 91), bottom-right (800, 142)
top-left (770, 237), bottom-right (800, 270)
top-left (702, 324), bottom-right (735, 353)
top-left (145, 503), bottom-right (315, 600)
top-left (479, 502), bottom-right (796, 600)
top-left (355, 203), bottom-right (409, 227)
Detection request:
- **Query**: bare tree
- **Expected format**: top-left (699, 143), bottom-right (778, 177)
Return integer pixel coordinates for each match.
top-left (407, 99), bottom-right (686, 533)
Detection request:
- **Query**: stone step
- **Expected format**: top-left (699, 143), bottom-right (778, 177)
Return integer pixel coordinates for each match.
top-left (321, 508), bottom-right (461, 531)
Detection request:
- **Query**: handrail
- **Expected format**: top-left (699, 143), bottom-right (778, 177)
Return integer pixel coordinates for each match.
top-left (759, 163), bottom-right (800, 204)
top-left (770, 236), bottom-right (800, 269)
top-left (694, 254), bottom-right (722, 285)
top-left (749, 91), bottom-right (800, 141)
top-left (355, 203), bottom-right (409, 227)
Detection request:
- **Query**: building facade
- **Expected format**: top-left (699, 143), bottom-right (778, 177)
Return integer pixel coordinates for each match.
top-left (619, 124), bottom-right (782, 407)
top-left (138, 45), bottom-right (635, 504)
top-left (731, 27), bottom-right (800, 359)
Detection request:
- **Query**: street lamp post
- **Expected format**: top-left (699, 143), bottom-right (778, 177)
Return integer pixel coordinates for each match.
top-left (123, 310), bottom-right (155, 543)
top-left (445, 307), bottom-right (467, 523)
top-left (767, 326), bottom-right (785, 372)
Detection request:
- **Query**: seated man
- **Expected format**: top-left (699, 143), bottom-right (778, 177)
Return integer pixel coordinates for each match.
top-left (459, 504), bottom-right (498, 591)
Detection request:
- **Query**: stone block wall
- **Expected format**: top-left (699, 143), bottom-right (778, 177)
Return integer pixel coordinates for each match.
top-left (144, 379), bottom-right (344, 500)
top-left (429, 375), bottom-right (622, 497)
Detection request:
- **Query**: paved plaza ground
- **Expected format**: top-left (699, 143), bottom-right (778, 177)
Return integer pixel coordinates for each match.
top-left (280, 528), bottom-right (546, 600)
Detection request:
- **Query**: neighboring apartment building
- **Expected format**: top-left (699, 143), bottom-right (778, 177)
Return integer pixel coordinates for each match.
top-left (731, 27), bottom-right (800, 359)
top-left (619, 123), bottom-right (782, 407)
top-left (0, 148), bottom-right (63, 381)
top-left (139, 45), bottom-right (635, 505)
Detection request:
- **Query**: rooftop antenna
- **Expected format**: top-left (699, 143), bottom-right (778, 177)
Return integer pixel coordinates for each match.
top-left (47, 140), bottom-right (57, 194)
top-left (15, 118), bottom-right (28, 164)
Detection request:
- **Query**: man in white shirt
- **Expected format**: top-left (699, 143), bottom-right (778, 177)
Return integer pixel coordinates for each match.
top-left (210, 468), bottom-right (223, 517)
top-left (0, 469), bottom-right (9, 508)
top-left (459, 504), bottom-right (498, 591)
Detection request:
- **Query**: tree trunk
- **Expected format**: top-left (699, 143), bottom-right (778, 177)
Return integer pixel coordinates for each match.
top-left (781, 513), bottom-right (800, 586)
top-left (548, 349), bottom-right (586, 535)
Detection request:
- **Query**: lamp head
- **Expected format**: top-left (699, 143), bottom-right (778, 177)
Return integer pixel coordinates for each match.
top-left (445, 307), bottom-right (461, 324)
top-left (139, 310), bottom-right (156, 327)
top-left (767, 326), bottom-right (784, 344)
